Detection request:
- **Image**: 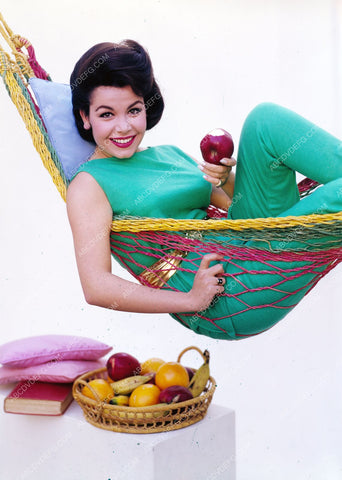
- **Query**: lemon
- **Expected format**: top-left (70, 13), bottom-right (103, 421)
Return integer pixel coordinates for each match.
top-left (140, 357), bottom-right (165, 374)
top-left (82, 379), bottom-right (114, 402)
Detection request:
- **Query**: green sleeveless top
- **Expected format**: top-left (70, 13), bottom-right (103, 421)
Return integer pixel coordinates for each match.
top-left (74, 145), bottom-right (210, 219)
top-left (73, 145), bottom-right (211, 273)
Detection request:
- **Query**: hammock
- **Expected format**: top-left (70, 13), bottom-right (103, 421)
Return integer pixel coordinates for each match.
top-left (1, 14), bottom-right (342, 339)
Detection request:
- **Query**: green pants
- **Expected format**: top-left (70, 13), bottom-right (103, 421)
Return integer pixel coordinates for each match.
top-left (231, 103), bottom-right (342, 220)
top-left (169, 103), bottom-right (342, 340)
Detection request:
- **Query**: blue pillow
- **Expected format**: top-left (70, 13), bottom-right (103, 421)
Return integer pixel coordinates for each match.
top-left (29, 78), bottom-right (95, 181)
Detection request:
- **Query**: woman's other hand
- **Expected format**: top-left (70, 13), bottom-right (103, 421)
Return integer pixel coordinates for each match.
top-left (187, 253), bottom-right (225, 311)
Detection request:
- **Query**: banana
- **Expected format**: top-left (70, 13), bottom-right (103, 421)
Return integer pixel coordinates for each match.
top-left (188, 349), bottom-right (210, 397)
top-left (110, 374), bottom-right (154, 395)
top-left (109, 395), bottom-right (130, 406)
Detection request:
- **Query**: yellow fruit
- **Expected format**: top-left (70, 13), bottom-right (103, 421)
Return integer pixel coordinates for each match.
top-left (109, 395), bottom-right (130, 406)
top-left (155, 362), bottom-right (189, 390)
top-left (128, 384), bottom-right (161, 407)
top-left (82, 379), bottom-right (114, 402)
top-left (188, 349), bottom-right (210, 397)
top-left (110, 374), bottom-right (154, 395)
top-left (140, 357), bottom-right (166, 374)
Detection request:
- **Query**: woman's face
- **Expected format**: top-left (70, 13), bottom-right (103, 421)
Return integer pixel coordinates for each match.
top-left (80, 85), bottom-right (147, 159)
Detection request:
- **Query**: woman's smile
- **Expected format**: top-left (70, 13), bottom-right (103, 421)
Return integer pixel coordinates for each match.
top-left (110, 135), bottom-right (136, 148)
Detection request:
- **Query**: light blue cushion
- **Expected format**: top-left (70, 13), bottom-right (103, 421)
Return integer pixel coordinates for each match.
top-left (29, 78), bottom-right (95, 181)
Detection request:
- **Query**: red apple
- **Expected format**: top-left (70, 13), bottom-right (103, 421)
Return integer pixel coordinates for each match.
top-left (159, 385), bottom-right (193, 404)
top-left (185, 366), bottom-right (195, 382)
top-left (200, 128), bottom-right (234, 165)
top-left (106, 352), bottom-right (141, 381)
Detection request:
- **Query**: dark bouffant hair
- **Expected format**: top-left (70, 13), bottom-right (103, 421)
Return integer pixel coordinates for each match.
top-left (70, 40), bottom-right (164, 142)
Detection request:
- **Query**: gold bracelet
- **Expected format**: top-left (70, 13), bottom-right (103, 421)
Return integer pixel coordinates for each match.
top-left (138, 249), bottom-right (188, 288)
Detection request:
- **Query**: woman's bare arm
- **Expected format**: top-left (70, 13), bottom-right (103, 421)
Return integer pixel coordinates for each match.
top-left (210, 186), bottom-right (232, 211)
top-left (66, 173), bottom-right (225, 313)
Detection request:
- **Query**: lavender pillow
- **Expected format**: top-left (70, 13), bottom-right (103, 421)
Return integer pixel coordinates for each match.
top-left (0, 335), bottom-right (112, 368)
top-left (0, 359), bottom-right (106, 384)
top-left (29, 78), bottom-right (95, 181)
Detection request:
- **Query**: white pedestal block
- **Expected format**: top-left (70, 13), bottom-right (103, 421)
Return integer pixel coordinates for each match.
top-left (0, 383), bottom-right (235, 480)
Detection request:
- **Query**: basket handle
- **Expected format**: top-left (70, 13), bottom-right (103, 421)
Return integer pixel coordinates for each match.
top-left (75, 378), bottom-right (105, 404)
top-left (177, 345), bottom-right (208, 364)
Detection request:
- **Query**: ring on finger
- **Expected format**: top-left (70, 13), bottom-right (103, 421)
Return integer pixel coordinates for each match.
top-left (217, 277), bottom-right (224, 286)
top-left (216, 177), bottom-right (228, 188)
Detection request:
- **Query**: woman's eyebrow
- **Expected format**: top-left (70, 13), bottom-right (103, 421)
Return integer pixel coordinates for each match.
top-left (95, 100), bottom-right (144, 112)
top-left (128, 100), bottom-right (144, 109)
top-left (95, 105), bottom-right (114, 112)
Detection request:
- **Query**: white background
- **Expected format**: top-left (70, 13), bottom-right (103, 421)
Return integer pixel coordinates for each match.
top-left (1, 1), bottom-right (342, 478)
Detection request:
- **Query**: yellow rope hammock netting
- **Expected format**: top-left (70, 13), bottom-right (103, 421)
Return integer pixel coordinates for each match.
top-left (1, 13), bottom-right (341, 340)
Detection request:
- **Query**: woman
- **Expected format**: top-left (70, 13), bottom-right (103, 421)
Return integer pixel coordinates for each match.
top-left (67, 40), bottom-right (342, 340)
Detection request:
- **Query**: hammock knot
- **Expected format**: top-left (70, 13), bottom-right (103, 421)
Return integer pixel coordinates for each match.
top-left (12, 35), bottom-right (31, 50)
top-left (185, 231), bottom-right (204, 241)
top-left (12, 34), bottom-right (26, 50)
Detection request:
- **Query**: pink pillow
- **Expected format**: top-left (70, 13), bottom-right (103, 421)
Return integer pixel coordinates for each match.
top-left (0, 359), bottom-right (106, 384)
top-left (0, 335), bottom-right (112, 368)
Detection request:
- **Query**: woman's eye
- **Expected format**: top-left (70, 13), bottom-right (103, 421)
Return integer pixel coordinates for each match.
top-left (129, 108), bottom-right (142, 116)
top-left (100, 112), bottom-right (113, 118)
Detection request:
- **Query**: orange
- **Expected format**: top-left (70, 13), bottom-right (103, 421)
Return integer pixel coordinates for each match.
top-left (129, 384), bottom-right (161, 407)
top-left (155, 362), bottom-right (189, 390)
top-left (82, 379), bottom-right (114, 402)
top-left (140, 357), bottom-right (166, 374)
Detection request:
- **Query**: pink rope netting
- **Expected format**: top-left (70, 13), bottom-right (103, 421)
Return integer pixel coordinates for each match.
top-left (109, 225), bottom-right (342, 335)
top-left (18, 38), bottom-right (49, 80)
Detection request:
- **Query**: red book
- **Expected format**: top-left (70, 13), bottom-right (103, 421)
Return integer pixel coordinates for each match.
top-left (4, 381), bottom-right (73, 416)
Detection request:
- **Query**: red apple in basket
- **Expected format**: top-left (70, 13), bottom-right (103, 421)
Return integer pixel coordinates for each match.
top-left (200, 128), bottom-right (234, 164)
top-left (159, 385), bottom-right (193, 404)
top-left (106, 352), bottom-right (141, 381)
top-left (185, 366), bottom-right (195, 382)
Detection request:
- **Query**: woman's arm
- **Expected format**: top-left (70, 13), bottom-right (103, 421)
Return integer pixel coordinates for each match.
top-left (198, 157), bottom-right (236, 210)
top-left (66, 173), bottom-right (225, 313)
top-left (210, 185), bottom-right (232, 211)
top-left (188, 153), bottom-right (236, 209)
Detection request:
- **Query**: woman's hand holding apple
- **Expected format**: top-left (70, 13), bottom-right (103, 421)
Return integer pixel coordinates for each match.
top-left (199, 128), bottom-right (236, 188)
top-left (199, 157), bottom-right (236, 188)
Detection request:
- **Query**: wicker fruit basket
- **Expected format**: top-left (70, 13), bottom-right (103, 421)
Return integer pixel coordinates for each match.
top-left (72, 346), bottom-right (216, 434)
